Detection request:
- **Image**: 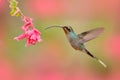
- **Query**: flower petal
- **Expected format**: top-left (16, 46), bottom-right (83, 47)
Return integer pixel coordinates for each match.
top-left (14, 33), bottom-right (26, 41)
top-left (25, 38), bottom-right (31, 47)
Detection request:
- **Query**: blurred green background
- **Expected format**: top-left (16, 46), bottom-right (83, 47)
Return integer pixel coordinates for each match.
top-left (0, 0), bottom-right (120, 80)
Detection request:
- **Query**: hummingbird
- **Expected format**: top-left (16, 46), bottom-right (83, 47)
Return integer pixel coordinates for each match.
top-left (45, 26), bottom-right (107, 68)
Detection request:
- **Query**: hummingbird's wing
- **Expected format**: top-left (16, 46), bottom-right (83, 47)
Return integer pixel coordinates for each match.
top-left (77, 27), bottom-right (104, 43)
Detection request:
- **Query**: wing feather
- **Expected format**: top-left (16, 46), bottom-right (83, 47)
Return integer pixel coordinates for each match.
top-left (78, 27), bottom-right (104, 43)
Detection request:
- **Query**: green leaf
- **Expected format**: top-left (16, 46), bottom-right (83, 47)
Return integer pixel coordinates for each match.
top-left (15, 13), bottom-right (21, 17)
top-left (10, 9), bottom-right (16, 15)
top-left (9, 0), bottom-right (21, 17)
top-left (9, 0), bottom-right (18, 8)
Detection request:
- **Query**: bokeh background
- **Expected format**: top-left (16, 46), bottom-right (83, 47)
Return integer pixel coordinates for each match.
top-left (0, 0), bottom-right (120, 80)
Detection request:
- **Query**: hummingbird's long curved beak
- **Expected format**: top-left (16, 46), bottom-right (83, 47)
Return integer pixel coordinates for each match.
top-left (45, 26), bottom-right (63, 30)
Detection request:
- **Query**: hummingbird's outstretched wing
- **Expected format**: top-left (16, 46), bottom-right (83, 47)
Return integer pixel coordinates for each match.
top-left (77, 27), bottom-right (104, 43)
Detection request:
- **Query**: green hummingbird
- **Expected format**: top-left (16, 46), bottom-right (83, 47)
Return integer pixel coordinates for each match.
top-left (46, 26), bottom-right (107, 68)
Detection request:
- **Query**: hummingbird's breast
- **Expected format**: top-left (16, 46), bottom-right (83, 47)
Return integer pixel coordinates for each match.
top-left (67, 34), bottom-right (82, 50)
top-left (70, 38), bottom-right (82, 50)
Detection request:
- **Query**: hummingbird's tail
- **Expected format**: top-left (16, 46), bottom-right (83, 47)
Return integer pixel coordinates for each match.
top-left (83, 48), bottom-right (107, 68)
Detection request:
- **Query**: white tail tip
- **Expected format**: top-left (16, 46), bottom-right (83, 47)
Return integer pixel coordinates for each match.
top-left (98, 59), bottom-right (107, 68)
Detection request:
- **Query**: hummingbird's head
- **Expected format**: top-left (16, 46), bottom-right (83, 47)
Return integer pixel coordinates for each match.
top-left (62, 26), bottom-right (73, 34)
top-left (45, 26), bottom-right (73, 34)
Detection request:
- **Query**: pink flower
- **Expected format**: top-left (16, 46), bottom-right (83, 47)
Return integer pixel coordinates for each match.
top-left (21, 17), bottom-right (33, 31)
top-left (9, 0), bottom-right (42, 46)
top-left (14, 29), bottom-right (42, 46)
top-left (14, 15), bottom-right (42, 46)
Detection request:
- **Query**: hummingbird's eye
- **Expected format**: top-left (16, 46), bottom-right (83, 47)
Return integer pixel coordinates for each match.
top-left (65, 27), bottom-right (71, 32)
top-left (63, 26), bottom-right (71, 32)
